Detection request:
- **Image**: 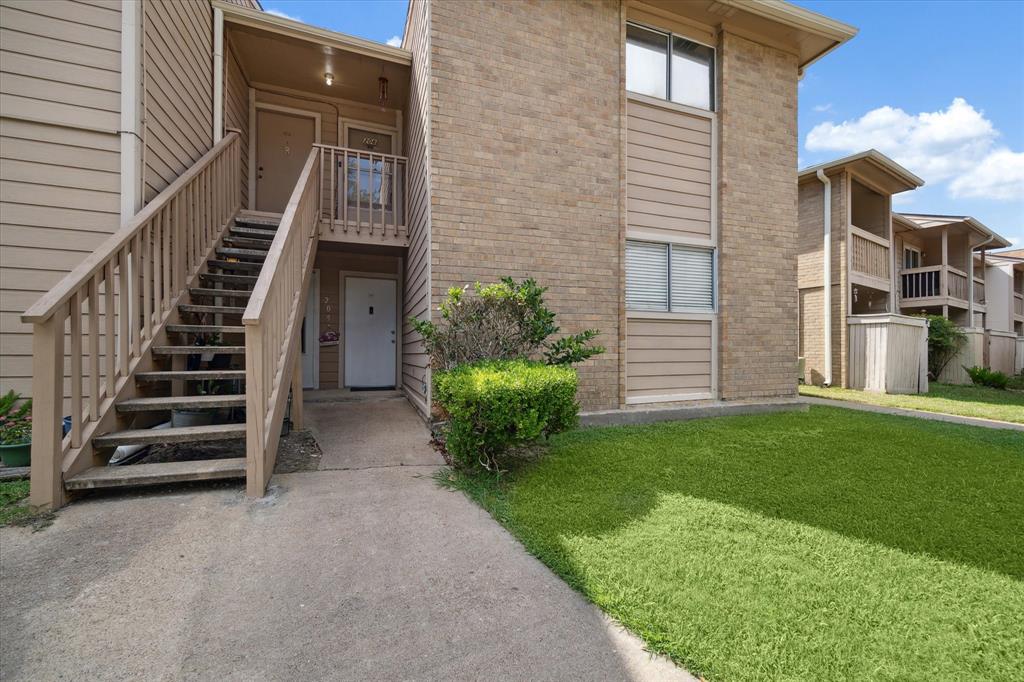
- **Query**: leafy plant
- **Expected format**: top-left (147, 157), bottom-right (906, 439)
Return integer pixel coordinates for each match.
top-left (964, 366), bottom-right (1009, 390)
top-left (433, 359), bottom-right (579, 471)
top-left (921, 315), bottom-right (966, 379)
top-left (0, 390), bottom-right (32, 446)
top-left (410, 277), bottom-right (604, 371)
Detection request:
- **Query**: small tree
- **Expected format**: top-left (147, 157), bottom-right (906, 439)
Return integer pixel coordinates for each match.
top-left (410, 277), bottom-right (604, 371)
top-left (923, 315), bottom-right (966, 380)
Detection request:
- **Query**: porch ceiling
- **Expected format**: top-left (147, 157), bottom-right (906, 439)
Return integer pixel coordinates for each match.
top-left (897, 214), bottom-right (1011, 250)
top-left (224, 18), bottom-right (409, 110)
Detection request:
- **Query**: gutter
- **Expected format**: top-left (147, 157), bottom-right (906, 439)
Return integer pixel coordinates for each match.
top-left (816, 169), bottom-right (832, 386)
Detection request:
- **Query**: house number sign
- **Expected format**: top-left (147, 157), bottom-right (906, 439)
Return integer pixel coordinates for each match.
top-left (362, 136), bottom-right (379, 149)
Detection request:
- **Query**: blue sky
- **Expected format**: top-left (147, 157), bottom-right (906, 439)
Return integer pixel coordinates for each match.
top-left (263, 0), bottom-right (1024, 248)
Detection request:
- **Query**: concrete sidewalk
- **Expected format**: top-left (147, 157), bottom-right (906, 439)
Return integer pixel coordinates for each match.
top-left (803, 396), bottom-right (1024, 431)
top-left (1, 397), bottom-right (691, 681)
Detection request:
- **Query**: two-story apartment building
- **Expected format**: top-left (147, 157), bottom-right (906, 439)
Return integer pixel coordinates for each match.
top-left (0, 0), bottom-right (857, 508)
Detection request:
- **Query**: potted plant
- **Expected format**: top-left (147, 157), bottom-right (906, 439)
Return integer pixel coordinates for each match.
top-left (171, 378), bottom-right (225, 428)
top-left (0, 390), bottom-right (32, 467)
top-left (187, 329), bottom-right (224, 371)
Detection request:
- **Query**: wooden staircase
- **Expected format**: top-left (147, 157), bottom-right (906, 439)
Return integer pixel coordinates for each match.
top-left (64, 217), bottom-right (281, 491)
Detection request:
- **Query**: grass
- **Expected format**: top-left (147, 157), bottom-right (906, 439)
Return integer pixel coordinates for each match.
top-left (0, 480), bottom-right (32, 526)
top-left (800, 382), bottom-right (1024, 423)
top-left (440, 406), bottom-right (1024, 682)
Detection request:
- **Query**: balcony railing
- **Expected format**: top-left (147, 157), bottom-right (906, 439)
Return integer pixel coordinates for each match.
top-left (316, 144), bottom-right (407, 242)
top-left (1015, 292), bottom-right (1023, 317)
top-left (850, 225), bottom-right (889, 282)
top-left (973, 277), bottom-right (985, 305)
top-left (900, 265), bottom-right (969, 303)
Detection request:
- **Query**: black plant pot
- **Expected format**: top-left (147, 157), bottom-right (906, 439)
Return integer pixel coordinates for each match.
top-left (210, 353), bottom-right (233, 370)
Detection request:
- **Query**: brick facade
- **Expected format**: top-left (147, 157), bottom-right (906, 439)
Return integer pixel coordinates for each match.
top-left (716, 32), bottom-right (800, 399)
top-left (428, 0), bottom-right (622, 410)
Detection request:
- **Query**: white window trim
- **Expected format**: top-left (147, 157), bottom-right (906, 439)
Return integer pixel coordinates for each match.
top-left (340, 118), bottom-right (401, 155)
top-left (625, 20), bottom-right (716, 113)
top-left (903, 245), bottom-right (922, 269)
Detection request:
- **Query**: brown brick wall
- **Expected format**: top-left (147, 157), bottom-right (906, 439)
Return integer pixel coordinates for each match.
top-left (428, 0), bottom-right (622, 409)
top-left (717, 32), bottom-right (800, 399)
top-left (797, 172), bottom-right (848, 385)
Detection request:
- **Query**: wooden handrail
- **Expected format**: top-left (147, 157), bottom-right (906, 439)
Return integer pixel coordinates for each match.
top-left (244, 147), bottom-right (321, 496)
top-left (849, 224), bottom-right (890, 248)
top-left (900, 265), bottom-right (943, 274)
top-left (315, 143), bottom-right (408, 240)
top-left (23, 133), bottom-right (241, 324)
top-left (26, 133), bottom-right (242, 509)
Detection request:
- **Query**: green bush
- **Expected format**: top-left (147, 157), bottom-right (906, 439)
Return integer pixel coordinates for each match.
top-left (433, 359), bottom-right (579, 471)
top-left (410, 277), bottom-right (604, 371)
top-left (965, 366), bottom-right (1010, 390)
top-left (922, 315), bottom-right (967, 379)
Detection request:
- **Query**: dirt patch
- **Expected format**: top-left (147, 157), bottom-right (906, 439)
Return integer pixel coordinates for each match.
top-left (134, 428), bottom-right (322, 473)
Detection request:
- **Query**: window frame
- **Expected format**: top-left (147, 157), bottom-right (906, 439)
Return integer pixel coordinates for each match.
top-left (625, 238), bottom-right (718, 316)
top-left (903, 245), bottom-right (922, 270)
top-left (625, 20), bottom-right (716, 112)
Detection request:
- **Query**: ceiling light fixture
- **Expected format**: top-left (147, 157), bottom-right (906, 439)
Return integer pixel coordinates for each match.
top-left (324, 72), bottom-right (334, 86)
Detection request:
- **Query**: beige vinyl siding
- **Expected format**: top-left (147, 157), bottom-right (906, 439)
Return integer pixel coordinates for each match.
top-left (626, 318), bottom-right (713, 400)
top-left (224, 40), bottom-right (250, 208)
top-left (626, 98), bottom-right (712, 241)
top-left (401, 0), bottom-right (431, 416)
top-left (0, 0), bottom-right (121, 398)
top-left (142, 0), bottom-right (213, 202)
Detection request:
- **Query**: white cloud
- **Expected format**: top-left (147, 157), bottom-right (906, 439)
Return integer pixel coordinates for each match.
top-left (949, 149), bottom-right (1024, 201)
top-left (386, 35), bottom-right (402, 47)
top-left (813, 103), bottom-right (833, 113)
top-left (265, 8), bottom-right (302, 22)
top-left (805, 98), bottom-right (1023, 203)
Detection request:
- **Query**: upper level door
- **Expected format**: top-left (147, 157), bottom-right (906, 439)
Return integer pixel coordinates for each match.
top-left (256, 109), bottom-right (316, 213)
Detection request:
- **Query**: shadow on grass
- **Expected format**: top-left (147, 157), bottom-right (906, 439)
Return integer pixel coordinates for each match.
top-left (446, 406), bottom-right (1024, 582)
top-left (927, 382), bottom-right (1024, 408)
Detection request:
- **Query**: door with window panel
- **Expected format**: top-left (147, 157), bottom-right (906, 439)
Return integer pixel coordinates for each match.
top-left (341, 128), bottom-right (398, 227)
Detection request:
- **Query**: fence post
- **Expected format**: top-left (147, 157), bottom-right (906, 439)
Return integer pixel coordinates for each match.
top-left (29, 310), bottom-right (67, 509)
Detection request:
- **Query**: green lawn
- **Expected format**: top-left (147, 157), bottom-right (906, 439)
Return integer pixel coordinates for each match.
top-left (442, 406), bottom-right (1024, 682)
top-left (800, 382), bottom-right (1024, 424)
top-left (0, 480), bottom-right (31, 526)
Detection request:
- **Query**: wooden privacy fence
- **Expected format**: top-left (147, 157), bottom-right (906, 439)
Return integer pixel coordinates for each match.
top-left (986, 330), bottom-right (1017, 376)
top-left (21, 133), bottom-right (241, 508)
top-left (847, 314), bottom-right (928, 394)
top-left (244, 147), bottom-right (321, 496)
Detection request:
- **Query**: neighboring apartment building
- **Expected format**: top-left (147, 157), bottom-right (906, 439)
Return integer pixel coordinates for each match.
top-left (796, 150), bottom-right (924, 389)
top-left (0, 0), bottom-right (857, 508)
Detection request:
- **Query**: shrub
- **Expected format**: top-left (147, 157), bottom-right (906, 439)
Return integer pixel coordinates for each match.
top-left (1008, 372), bottom-right (1024, 391)
top-left (965, 366), bottom-right (1009, 390)
top-left (433, 359), bottom-right (578, 471)
top-left (923, 315), bottom-right (966, 379)
top-left (410, 277), bottom-right (604, 371)
top-left (0, 390), bottom-right (32, 446)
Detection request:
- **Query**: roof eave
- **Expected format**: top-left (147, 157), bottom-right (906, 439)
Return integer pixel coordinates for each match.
top-left (720, 0), bottom-right (858, 68)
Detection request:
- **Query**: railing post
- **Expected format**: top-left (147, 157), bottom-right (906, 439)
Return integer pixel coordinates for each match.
top-left (291, 351), bottom-right (304, 431)
top-left (29, 310), bottom-right (67, 510)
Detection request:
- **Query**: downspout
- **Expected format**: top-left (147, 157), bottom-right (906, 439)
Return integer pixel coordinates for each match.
top-left (119, 0), bottom-right (143, 222)
top-left (213, 7), bottom-right (224, 143)
top-left (816, 169), bottom-right (832, 386)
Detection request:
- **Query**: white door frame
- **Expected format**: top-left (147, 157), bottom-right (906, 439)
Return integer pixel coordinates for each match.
top-left (249, 101), bottom-right (322, 210)
top-left (339, 118), bottom-right (401, 155)
top-left (303, 269), bottom-right (320, 389)
top-left (339, 270), bottom-right (403, 389)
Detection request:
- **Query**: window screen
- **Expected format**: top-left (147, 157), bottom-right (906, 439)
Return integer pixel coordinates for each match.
top-left (626, 240), bottom-right (715, 313)
top-left (625, 240), bottom-right (669, 311)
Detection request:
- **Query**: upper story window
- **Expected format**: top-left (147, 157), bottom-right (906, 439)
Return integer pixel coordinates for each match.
top-left (626, 22), bottom-right (715, 111)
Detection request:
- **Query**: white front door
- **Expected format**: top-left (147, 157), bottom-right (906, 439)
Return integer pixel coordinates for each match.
top-left (301, 270), bottom-right (319, 389)
top-left (344, 277), bottom-right (397, 388)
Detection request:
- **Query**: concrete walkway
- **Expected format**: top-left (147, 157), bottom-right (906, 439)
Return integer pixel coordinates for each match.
top-left (1, 396), bottom-right (691, 681)
top-left (804, 396), bottom-right (1024, 431)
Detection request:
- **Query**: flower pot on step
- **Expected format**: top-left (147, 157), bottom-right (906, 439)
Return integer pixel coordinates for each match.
top-left (0, 441), bottom-right (31, 467)
top-left (171, 409), bottom-right (216, 428)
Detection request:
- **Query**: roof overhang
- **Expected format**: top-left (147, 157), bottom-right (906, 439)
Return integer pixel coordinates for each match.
top-left (896, 214), bottom-right (1012, 250)
top-left (213, 0), bottom-right (412, 66)
top-left (624, 0), bottom-right (857, 69)
top-left (799, 150), bottom-right (924, 195)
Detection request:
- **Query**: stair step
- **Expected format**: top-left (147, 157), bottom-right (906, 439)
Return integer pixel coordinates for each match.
top-left (223, 235), bottom-right (274, 249)
top-left (235, 215), bottom-right (281, 228)
top-left (65, 457), bottom-right (246, 490)
top-left (152, 345), bottom-right (246, 356)
top-left (117, 394), bottom-right (246, 413)
top-left (93, 423), bottom-right (245, 449)
top-left (199, 272), bottom-right (258, 285)
top-left (230, 226), bottom-right (277, 240)
top-left (189, 287), bottom-right (252, 299)
top-left (179, 304), bottom-right (247, 315)
top-left (167, 324), bottom-right (245, 335)
top-left (208, 259), bottom-right (262, 272)
top-left (136, 369), bottom-right (245, 382)
top-left (216, 247), bottom-right (268, 260)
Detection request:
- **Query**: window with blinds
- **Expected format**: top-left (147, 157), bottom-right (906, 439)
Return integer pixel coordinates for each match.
top-left (625, 240), bottom-right (715, 313)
